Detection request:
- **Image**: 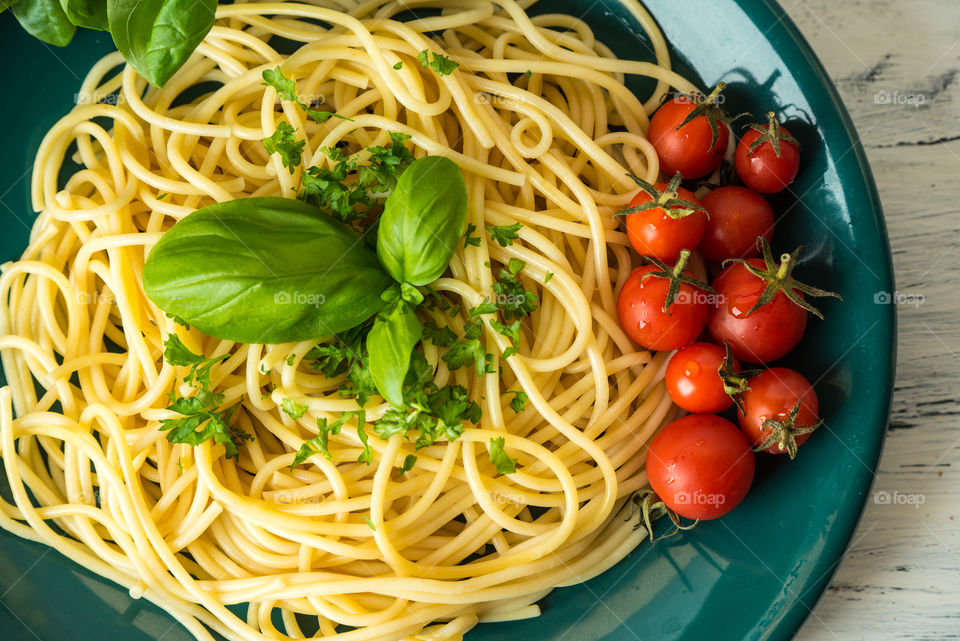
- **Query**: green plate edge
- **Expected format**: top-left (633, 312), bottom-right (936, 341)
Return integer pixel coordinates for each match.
top-left (0, 1), bottom-right (895, 640)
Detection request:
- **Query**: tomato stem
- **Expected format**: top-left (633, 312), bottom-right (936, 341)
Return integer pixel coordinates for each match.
top-left (641, 249), bottom-right (713, 314)
top-left (755, 398), bottom-right (823, 459)
top-left (629, 491), bottom-right (698, 544)
top-left (745, 111), bottom-right (802, 159)
top-left (722, 237), bottom-right (841, 320)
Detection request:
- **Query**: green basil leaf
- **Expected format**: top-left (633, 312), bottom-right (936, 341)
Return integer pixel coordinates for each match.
top-left (376, 156), bottom-right (467, 286)
top-left (143, 197), bottom-right (394, 343)
top-left (366, 298), bottom-right (422, 407)
top-left (59, 0), bottom-right (107, 30)
top-left (107, 0), bottom-right (217, 87)
top-left (1, 0), bottom-right (24, 14)
top-left (12, 0), bottom-right (75, 46)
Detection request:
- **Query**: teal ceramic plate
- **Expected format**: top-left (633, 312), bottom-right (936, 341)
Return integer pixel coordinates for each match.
top-left (0, 1), bottom-right (895, 640)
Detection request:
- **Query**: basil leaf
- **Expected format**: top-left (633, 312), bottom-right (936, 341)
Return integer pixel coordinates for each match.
top-left (60, 0), bottom-right (107, 30)
top-left (143, 197), bottom-right (394, 344)
top-left (376, 156), bottom-right (467, 286)
top-left (12, 0), bottom-right (75, 46)
top-left (1, 0), bottom-right (23, 14)
top-left (107, 0), bottom-right (217, 87)
top-left (366, 298), bottom-right (422, 407)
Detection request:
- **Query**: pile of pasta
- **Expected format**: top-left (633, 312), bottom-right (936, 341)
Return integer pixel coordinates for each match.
top-left (0, 1), bottom-right (692, 639)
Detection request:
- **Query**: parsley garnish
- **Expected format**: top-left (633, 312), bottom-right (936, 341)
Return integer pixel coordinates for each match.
top-left (493, 258), bottom-right (538, 320)
top-left (262, 66), bottom-right (299, 102)
top-left (488, 437), bottom-right (517, 474)
top-left (441, 317), bottom-right (493, 377)
top-left (417, 49), bottom-right (459, 75)
top-left (544, 272), bottom-right (554, 283)
top-left (505, 390), bottom-right (528, 413)
top-left (306, 110), bottom-right (353, 124)
top-left (291, 411), bottom-right (365, 469)
top-left (299, 133), bottom-right (414, 225)
top-left (422, 319), bottom-right (457, 347)
top-left (398, 454), bottom-right (417, 473)
top-left (365, 515), bottom-right (377, 530)
top-left (357, 424), bottom-right (373, 464)
top-left (162, 335), bottom-right (226, 387)
top-left (486, 223), bottom-right (522, 247)
top-left (463, 222), bottom-right (481, 247)
top-left (305, 322), bottom-right (377, 406)
top-left (281, 398), bottom-right (307, 419)
top-left (159, 337), bottom-right (249, 459)
top-left (393, 61), bottom-right (403, 70)
top-left (491, 319), bottom-right (521, 359)
top-left (264, 121), bottom-right (304, 174)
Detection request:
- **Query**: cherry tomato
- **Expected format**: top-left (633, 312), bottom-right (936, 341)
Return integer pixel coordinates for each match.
top-left (648, 85), bottom-right (731, 179)
top-left (646, 414), bottom-right (755, 520)
top-left (699, 186), bottom-right (774, 262)
top-left (707, 239), bottom-right (839, 364)
top-left (665, 342), bottom-right (735, 413)
top-left (624, 178), bottom-right (707, 263)
top-left (738, 368), bottom-right (820, 458)
top-left (707, 258), bottom-right (805, 363)
top-left (617, 259), bottom-right (709, 351)
top-left (735, 112), bottom-right (801, 193)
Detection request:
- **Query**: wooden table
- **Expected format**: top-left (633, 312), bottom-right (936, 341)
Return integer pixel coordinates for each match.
top-left (783, 1), bottom-right (960, 639)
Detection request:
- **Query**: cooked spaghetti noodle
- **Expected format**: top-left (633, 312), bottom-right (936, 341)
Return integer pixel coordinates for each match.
top-left (0, 1), bottom-right (692, 639)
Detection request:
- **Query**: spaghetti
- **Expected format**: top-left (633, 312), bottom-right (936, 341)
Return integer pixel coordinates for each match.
top-left (0, 1), bottom-right (691, 639)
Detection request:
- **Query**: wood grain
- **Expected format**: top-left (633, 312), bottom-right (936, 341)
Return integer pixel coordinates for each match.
top-left (782, 1), bottom-right (960, 639)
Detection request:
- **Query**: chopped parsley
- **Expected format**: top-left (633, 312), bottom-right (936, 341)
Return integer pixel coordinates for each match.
top-left (544, 272), bottom-right (554, 283)
top-left (299, 133), bottom-right (414, 225)
top-left (393, 61), bottom-right (403, 70)
top-left (159, 337), bottom-right (249, 459)
top-left (505, 390), bottom-right (528, 413)
top-left (291, 411), bottom-right (365, 469)
top-left (493, 258), bottom-right (538, 320)
top-left (488, 437), bottom-right (517, 474)
top-left (486, 222), bottom-right (522, 247)
top-left (441, 317), bottom-right (494, 377)
top-left (281, 398), bottom-right (307, 419)
top-left (357, 424), bottom-right (373, 464)
top-left (373, 353), bottom-right (482, 450)
top-left (417, 49), bottom-right (459, 75)
top-left (305, 322), bottom-right (377, 406)
top-left (398, 454), bottom-right (417, 473)
top-left (491, 319), bottom-right (521, 359)
top-left (261, 66), bottom-right (299, 102)
top-left (422, 319), bottom-right (457, 347)
top-left (463, 222), bottom-right (481, 247)
top-left (264, 121), bottom-right (304, 173)
top-left (365, 515), bottom-right (377, 530)
top-left (305, 110), bottom-right (353, 125)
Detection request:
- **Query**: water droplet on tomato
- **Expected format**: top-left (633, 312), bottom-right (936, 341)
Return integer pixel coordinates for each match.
top-left (683, 360), bottom-right (701, 378)
top-left (696, 439), bottom-right (705, 447)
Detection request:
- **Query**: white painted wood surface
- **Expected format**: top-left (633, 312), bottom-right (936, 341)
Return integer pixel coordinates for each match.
top-left (781, 1), bottom-right (960, 639)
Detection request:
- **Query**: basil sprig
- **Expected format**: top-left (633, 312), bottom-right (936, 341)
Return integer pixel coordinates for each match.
top-left (366, 291), bottom-right (423, 407)
top-left (377, 156), bottom-right (468, 286)
top-left (9, 0), bottom-right (215, 87)
top-left (142, 197), bottom-right (395, 344)
top-left (143, 155), bottom-right (470, 408)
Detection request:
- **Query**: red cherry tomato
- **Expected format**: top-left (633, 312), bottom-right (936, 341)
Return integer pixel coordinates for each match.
top-left (648, 85), bottom-right (731, 179)
top-left (707, 258), bottom-right (807, 363)
top-left (624, 182), bottom-right (707, 263)
top-left (699, 186), bottom-right (774, 262)
top-left (665, 342), bottom-right (735, 413)
top-left (646, 414), bottom-right (755, 520)
top-left (617, 262), bottom-right (708, 351)
top-left (738, 368), bottom-right (820, 457)
top-left (735, 112), bottom-right (801, 193)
